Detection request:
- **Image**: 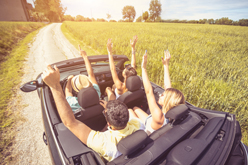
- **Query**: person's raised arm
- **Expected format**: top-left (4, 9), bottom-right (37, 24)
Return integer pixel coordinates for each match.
top-left (130, 35), bottom-right (138, 70)
top-left (142, 51), bottom-right (164, 128)
top-left (65, 75), bottom-right (74, 97)
top-left (162, 50), bottom-right (171, 89)
top-left (42, 65), bottom-right (91, 144)
top-left (78, 45), bottom-right (98, 85)
top-left (107, 39), bottom-right (123, 90)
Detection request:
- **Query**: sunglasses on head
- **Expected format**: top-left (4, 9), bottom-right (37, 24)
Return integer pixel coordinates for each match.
top-left (125, 65), bottom-right (134, 71)
top-left (127, 67), bottom-right (133, 71)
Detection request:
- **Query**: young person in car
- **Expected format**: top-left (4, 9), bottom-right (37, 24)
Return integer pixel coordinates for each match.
top-left (130, 50), bottom-right (185, 135)
top-left (42, 65), bottom-right (145, 162)
top-left (107, 36), bottom-right (138, 100)
top-left (65, 45), bottom-right (115, 112)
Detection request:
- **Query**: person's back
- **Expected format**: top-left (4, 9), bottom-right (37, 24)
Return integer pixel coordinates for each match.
top-left (130, 50), bottom-right (185, 135)
top-left (106, 36), bottom-right (138, 100)
top-left (87, 100), bottom-right (145, 161)
top-left (65, 46), bottom-right (101, 112)
top-left (42, 64), bottom-right (145, 163)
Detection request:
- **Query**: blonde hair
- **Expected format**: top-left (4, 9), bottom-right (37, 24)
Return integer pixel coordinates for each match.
top-left (162, 88), bottom-right (185, 113)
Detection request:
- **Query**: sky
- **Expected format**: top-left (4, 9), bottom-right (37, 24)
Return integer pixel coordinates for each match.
top-left (27, 0), bottom-right (248, 21)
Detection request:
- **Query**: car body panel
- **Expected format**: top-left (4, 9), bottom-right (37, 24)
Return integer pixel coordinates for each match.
top-left (21, 55), bottom-right (248, 165)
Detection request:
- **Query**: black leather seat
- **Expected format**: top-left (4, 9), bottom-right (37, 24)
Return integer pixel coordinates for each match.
top-left (117, 76), bottom-right (145, 108)
top-left (75, 87), bottom-right (106, 131)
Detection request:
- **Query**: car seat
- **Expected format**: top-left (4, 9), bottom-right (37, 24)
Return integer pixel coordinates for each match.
top-left (76, 87), bottom-right (107, 131)
top-left (108, 104), bottom-right (201, 165)
top-left (117, 76), bottom-right (145, 108)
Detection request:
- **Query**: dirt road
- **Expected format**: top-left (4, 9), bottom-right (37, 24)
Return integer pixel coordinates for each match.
top-left (11, 23), bottom-right (80, 165)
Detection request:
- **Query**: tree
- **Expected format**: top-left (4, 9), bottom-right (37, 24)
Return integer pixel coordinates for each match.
top-left (207, 18), bottom-right (215, 24)
top-left (136, 16), bottom-right (142, 22)
top-left (107, 13), bottom-right (111, 21)
top-left (75, 15), bottom-right (84, 22)
top-left (239, 19), bottom-right (248, 26)
top-left (155, 16), bottom-right (161, 22)
top-left (97, 18), bottom-right (107, 22)
top-left (122, 6), bottom-right (136, 22)
top-left (63, 15), bottom-right (74, 21)
top-left (215, 17), bottom-right (233, 25)
top-left (149, 0), bottom-right (162, 22)
top-left (34, 0), bottom-right (66, 22)
top-left (142, 11), bottom-right (149, 22)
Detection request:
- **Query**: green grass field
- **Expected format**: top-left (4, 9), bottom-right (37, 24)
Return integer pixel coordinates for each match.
top-left (62, 21), bottom-right (248, 145)
top-left (0, 22), bottom-right (44, 63)
top-left (0, 22), bottom-right (44, 162)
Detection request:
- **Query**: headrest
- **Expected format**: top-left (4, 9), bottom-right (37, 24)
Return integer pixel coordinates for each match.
top-left (77, 87), bottom-right (99, 108)
top-left (126, 76), bottom-right (141, 92)
top-left (117, 130), bottom-right (147, 155)
top-left (165, 104), bottom-right (189, 121)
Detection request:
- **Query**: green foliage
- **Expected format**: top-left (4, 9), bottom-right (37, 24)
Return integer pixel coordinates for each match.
top-left (63, 15), bottom-right (75, 21)
top-left (75, 15), bottom-right (85, 22)
top-left (239, 19), bottom-right (248, 26)
top-left (34, 0), bottom-right (66, 22)
top-left (106, 13), bottom-right (111, 21)
top-left (122, 6), bottom-right (136, 22)
top-left (142, 11), bottom-right (149, 22)
top-left (149, 0), bottom-right (162, 22)
top-left (74, 15), bottom-right (92, 22)
top-left (161, 17), bottom-right (248, 26)
top-left (62, 22), bottom-right (248, 145)
top-left (0, 22), bottom-right (44, 63)
top-left (136, 16), bottom-right (142, 22)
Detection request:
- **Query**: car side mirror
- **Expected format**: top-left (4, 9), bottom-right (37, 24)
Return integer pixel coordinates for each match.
top-left (20, 80), bottom-right (40, 92)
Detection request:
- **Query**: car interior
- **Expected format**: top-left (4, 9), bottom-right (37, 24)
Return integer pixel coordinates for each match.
top-left (41, 58), bottom-right (245, 165)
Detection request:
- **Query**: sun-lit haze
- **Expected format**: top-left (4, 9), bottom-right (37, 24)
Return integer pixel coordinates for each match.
top-left (26, 0), bottom-right (248, 21)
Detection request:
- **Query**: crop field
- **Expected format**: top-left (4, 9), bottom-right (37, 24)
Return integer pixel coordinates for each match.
top-left (62, 21), bottom-right (248, 144)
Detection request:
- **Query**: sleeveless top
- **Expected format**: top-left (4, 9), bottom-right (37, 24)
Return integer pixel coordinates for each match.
top-left (114, 88), bottom-right (122, 99)
top-left (144, 113), bottom-right (169, 135)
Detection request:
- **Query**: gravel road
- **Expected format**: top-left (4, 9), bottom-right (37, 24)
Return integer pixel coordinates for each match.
top-left (11, 23), bottom-right (80, 165)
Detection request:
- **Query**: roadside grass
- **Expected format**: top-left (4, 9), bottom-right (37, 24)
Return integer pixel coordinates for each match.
top-left (0, 22), bottom-right (44, 163)
top-left (62, 21), bottom-right (248, 146)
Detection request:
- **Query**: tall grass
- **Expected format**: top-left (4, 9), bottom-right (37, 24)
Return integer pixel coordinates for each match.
top-left (0, 22), bottom-right (44, 162)
top-left (62, 21), bottom-right (248, 145)
top-left (0, 22), bottom-right (44, 63)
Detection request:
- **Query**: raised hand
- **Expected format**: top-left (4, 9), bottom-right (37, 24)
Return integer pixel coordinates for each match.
top-left (142, 50), bottom-right (148, 69)
top-left (42, 65), bottom-right (60, 89)
top-left (107, 38), bottom-right (113, 54)
top-left (130, 35), bottom-right (138, 48)
top-left (78, 44), bottom-right (87, 58)
top-left (162, 49), bottom-right (171, 66)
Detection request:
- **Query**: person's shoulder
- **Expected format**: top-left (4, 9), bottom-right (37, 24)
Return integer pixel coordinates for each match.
top-left (128, 117), bottom-right (146, 130)
top-left (92, 84), bottom-right (100, 90)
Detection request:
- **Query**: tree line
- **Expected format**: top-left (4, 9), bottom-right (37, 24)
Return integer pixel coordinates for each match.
top-left (157, 18), bottom-right (248, 26)
top-left (30, 0), bottom-right (248, 26)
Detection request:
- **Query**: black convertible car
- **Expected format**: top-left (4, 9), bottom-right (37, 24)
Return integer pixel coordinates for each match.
top-left (20, 55), bottom-right (248, 165)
